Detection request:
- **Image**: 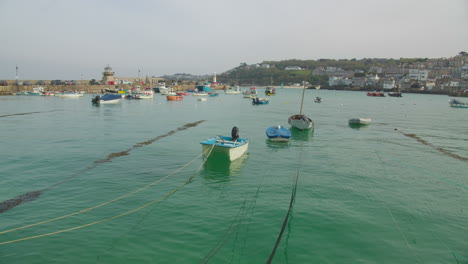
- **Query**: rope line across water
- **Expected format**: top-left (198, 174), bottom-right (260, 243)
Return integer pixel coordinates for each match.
top-left (0, 144), bottom-right (216, 245)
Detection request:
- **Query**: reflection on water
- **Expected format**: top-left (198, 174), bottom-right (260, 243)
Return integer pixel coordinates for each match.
top-left (290, 127), bottom-right (313, 141)
top-left (348, 123), bottom-right (370, 130)
top-left (202, 153), bottom-right (248, 179)
top-left (265, 139), bottom-right (290, 149)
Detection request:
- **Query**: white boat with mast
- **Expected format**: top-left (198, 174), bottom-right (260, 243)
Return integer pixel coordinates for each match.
top-left (288, 81), bottom-right (314, 130)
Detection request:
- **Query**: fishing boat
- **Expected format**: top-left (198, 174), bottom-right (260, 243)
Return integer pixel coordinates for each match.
top-left (91, 94), bottom-right (122, 104)
top-left (367, 91), bottom-right (385, 97)
top-left (208, 91), bottom-right (219, 97)
top-left (225, 86), bottom-right (241, 94)
top-left (348, 118), bottom-right (372, 125)
top-left (200, 127), bottom-right (249, 161)
top-left (27, 87), bottom-right (45, 95)
top-left (57, 91), bottom-right (84, 98)
top-left (288, 82), bottom-right (314, 130)
top-left (265, 125), bottom-right (291, 142)
top-left (153, 83), bottom-right (168, 93)
top-left (176, 92), bottom-right (189, 96)
top-left (242, 87), bottom-right (257, 98)
top-left (265, 87), bottom-right (276, 95)
top-left (388, 91), bottom-right (402, 97)
top-left (314, 97), bottom-right (322, 103)
top-left (193, 91), bottom-right (208, 96)
top-left (252, 97), bottom-right (270, 105)
top-left (449, 99), bottom-right (468, 108)
top-left (133, 89), bottom-right (154, 99)
top-left (166, 95), bottom-right (183, 101)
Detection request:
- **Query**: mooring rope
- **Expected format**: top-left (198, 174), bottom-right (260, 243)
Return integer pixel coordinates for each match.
top-left (0, 120), bottom-right (207, 214)
top-left (0, 152), bottom-right (204, 235)
top-left (200, 184), bottom-right (263, 264)
top-left (265, 170), bottom-right (299, 264)
top-left (0, 144), bottom-right (216, 246)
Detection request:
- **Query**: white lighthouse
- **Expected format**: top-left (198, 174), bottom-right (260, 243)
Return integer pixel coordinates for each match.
top-left (213, 72), bottom-right (217, 84)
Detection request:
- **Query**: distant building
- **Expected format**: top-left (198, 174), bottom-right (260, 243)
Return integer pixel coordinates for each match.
top-left (461, 65), bottom-right (468, 80)
top-left (329, 76), bottom-right (352, 86)
top-left (369, 66), bottom-right (383, 73)
top-left (285, 66), bottom-right (302, 70)
top-left (408, 69), bottom-right (429, 81)
top-left (366, 74), bottom-right (380, 86)
top-left (382, 78), bottom-right (396, 90)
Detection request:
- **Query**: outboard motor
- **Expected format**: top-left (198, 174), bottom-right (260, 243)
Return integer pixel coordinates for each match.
top-left (231, 126), bottom-right (239, 142)
top-left (91, 95), bottom-right (100, 104)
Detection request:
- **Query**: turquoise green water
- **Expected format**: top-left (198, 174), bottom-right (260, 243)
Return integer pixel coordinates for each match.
top-left (1, 90), bottom-right (467, 263)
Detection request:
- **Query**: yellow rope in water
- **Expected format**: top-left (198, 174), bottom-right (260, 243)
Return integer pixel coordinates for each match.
top-left (0, 152), bottom-right (205, 235)
top-left (0, 144), bottom-right (216, 246)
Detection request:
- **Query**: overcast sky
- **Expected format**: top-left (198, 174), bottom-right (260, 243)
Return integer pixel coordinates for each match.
top-left (0, 0), bottom-right (467, 80)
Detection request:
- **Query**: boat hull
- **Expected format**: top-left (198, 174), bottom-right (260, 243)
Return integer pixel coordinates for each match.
top-left (225, 91), bottom-right (241, 94)
top-left (348, 118), bottom-right (371, 125)
top-left (99, 99), bottom-right (121, 104)
top-left (288, 115), bottom-right (314, 130)
top-left (57, 93), bottom-right (83, 98)
top-left (166, 95), bottom-right (183, 101)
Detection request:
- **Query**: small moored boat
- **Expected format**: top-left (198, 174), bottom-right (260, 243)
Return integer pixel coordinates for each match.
top-left (314, 97), bottom-right (322, 103)
top-left (266, 125), bottom-right (291, 142)
top-left (166, 95), bottom-right (183, 101)
top-left (57, 91), bottom-right (84, 98)
top-left (449, 99), bottom-right (468, 108)
top-left (91, 94), bottom-right (122, 104)
top-left (243, 87), bottom-right (257, 98)
top-left (348, 118), bottom-right (372, 125)
top-left (252, 97), bottom-right (270, 105)
top-left (200, 127), bottom-right (249, 161)
top-left (289, 82), bottom-right (314, 130)
top-left (225, 86), bottom-right (241, 94)
top-left (265, 87), bottom-right (276, 95)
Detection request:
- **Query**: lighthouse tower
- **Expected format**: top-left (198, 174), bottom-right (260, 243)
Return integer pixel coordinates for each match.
top-left (212, 72), bottom-right (217, 84)
top-left (102, 65), bottom-right (116, 85)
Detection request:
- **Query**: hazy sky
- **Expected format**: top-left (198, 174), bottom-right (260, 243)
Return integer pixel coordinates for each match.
top-left (0, 0), bottom-right (467, 80)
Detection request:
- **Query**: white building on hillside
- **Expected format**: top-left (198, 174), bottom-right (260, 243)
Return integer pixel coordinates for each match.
top-left (409, 69), bottom-right (429, 81)
top-left (382, 78), bottom-right (395, 90)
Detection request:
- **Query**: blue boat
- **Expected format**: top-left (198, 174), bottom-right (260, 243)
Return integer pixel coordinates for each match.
top-left (91, 94), bottom-right (122, 104)
top-left (208, 91), bottom-right (219, 97)
top-left (266, 125), bottom-right (291, 142)
top-left (252, 97), bottom-right (270, 105)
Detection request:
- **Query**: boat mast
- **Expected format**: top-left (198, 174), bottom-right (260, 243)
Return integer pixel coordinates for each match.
top-left (299, 81), bottom-right (306, 115)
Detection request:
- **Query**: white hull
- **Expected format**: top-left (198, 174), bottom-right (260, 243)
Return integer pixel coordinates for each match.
top-left (57, 93), bottom-right (83, 98)
top-left (202, 142), bottom-right (249, 161)
top-left (349, 118), bottom-right (371, 125)
top-left (225, 91), bottom-right (241, 94)
top-left (288, 115), bottom-right (313, 130)
top-left (135, 94), bottom-right (154, 99)
top-left (99, 99), bottom-right (121, 104)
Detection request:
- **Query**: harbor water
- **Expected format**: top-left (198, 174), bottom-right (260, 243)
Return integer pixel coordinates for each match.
top-left (1, 89), bottom-right (467, 263)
